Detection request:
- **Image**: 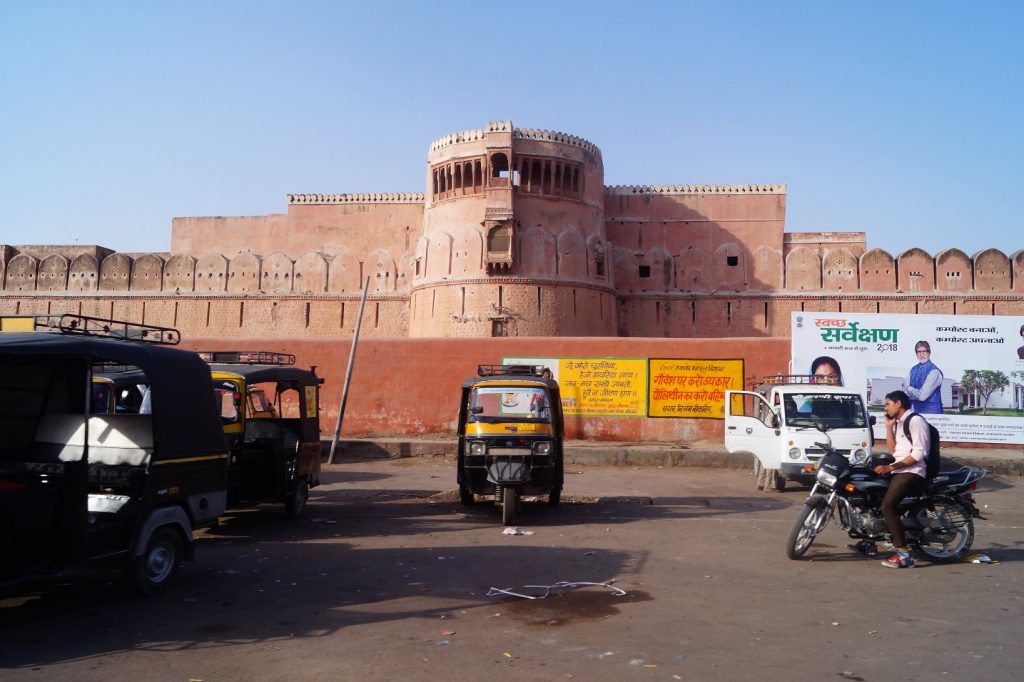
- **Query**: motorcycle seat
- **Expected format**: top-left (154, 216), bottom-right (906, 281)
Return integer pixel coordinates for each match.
top-left (927, 469), bottom-right (973, 491)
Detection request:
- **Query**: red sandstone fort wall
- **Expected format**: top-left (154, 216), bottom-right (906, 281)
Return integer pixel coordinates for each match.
top-left (183, 335), bottom-right (791, 443)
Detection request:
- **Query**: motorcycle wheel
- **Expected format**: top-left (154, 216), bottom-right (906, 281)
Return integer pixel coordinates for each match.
top-left (502, 487), bottom-right (517, 526)
top-left (912, 499), bottom-right (975, 563)
top-left (786, 496), bottom-right (829, 559)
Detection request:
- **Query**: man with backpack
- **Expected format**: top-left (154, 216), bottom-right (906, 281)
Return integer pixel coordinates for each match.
top-left (870, 389), bottom-right (935, 568)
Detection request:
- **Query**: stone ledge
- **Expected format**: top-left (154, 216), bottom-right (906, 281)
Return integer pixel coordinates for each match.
top-left (606, 184), bottom-right (786, 195)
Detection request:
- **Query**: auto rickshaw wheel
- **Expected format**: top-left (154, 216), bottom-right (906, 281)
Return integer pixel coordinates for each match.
top-left (501, 486), bottom-right (517, 526)
top-left (548, 488), bottom-right (561, 507)
top-left (129, 527), bottom-right (183, 596)
top-left (459, 483), bottom-right (476, 506)
top-left (286, 477), bottom-right (309, 519)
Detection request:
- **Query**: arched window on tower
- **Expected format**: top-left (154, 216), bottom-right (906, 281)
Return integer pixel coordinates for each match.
top-left (487, 225), bottom-right (512, 254)
top-left (454, 163), bottom-right (462, 192)
top-left (572, 167), bottom-right (580, 196)
top-left (490, 153), bottom-right (509, 180)
top-left (542, 161), bottom-right (552, 194)
top-left (464, 161), bottom-right (473, 193)
top-left (438, 167), bottom-right (446, 194)
top-left (563, 166), bottom-right (572, 197)
top-left (531, 160), bottom-right (542, 193)
top-left (474, 159), bottom-right (483, 192)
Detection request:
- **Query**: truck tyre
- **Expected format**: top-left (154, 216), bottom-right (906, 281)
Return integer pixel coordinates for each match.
top-left (459, 483), bottom-right (476, 506)
top-left (129, 527), bottom-right (183, 595)
top-left (286, 477), bottom-right (309, 519)
top-left (773, 471), bottom-right (786, 492)
top-left (502, 487), bottom-right (517, 526)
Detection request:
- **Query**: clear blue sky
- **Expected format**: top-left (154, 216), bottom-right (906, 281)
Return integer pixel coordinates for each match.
top-left (2, 1), bottom-right (1021, 257)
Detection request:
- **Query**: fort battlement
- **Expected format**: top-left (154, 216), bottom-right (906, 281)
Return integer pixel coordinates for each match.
top-left (287, 193), bottom-right (425, 205)
top-left (428, 121), bottom-right (602, 158)
top-left (606, 184), bottom-right (786, 195)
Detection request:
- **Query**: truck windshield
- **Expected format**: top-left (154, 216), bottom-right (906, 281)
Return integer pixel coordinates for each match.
top-left (783, 393), bottom-right (867, 429)
top-left (470, 386), bottom-right (551, 422)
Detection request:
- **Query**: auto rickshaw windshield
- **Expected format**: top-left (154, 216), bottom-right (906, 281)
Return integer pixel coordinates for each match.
top-left (470, 385), bottom-right (552, 422)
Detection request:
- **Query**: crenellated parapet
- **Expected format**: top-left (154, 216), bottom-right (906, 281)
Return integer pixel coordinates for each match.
top-left (605, 184), bottom-right (786, 195)
top-left (287, 192), bottom-right (424, 205)
top-left (428, 121), bottom-right (602, 158)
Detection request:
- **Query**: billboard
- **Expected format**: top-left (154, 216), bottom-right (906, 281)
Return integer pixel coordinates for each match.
top-left (791, 312), bottom-right (1024, 444)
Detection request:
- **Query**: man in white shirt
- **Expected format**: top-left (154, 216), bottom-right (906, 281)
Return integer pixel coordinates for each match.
top-left (872, 390), bottom-right (930, 568)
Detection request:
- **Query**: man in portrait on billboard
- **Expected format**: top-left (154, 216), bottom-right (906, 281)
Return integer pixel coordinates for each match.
top-left (902, 340), bottom-right (943, 414)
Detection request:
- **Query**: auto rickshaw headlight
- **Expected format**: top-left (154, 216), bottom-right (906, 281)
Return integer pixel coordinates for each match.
top-left (533, 442), bottom-right (551, 455)
top-left (788, 447), bottom-right (801, 460)
top-left (469, 441), bottom-right (486, 456)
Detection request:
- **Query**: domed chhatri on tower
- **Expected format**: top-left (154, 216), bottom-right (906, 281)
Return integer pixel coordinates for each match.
top-left (3, 120), bottom-right (1023, 340)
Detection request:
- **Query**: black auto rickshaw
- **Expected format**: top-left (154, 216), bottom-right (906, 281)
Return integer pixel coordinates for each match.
top-left (0, 315), bottom-right (229, 594)
top-left (201, 351), bottom-right (323, 518)
top-left (456, 365), bottom-right (564, 525)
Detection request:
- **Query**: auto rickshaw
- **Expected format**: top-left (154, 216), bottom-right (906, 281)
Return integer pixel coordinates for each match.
top-left (0, 315), bottom-right (229, 594)
top-left (200, 351), bottom-right (323, 518)
top-left (456, 365), bottom-right (564, 525)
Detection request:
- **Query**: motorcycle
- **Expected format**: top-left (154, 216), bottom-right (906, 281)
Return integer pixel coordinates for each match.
top-left (786, 423), bottom-right (987, 562)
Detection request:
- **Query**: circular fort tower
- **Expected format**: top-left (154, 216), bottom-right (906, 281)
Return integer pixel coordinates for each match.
top-left (409, 121), bottom-right (616, 337)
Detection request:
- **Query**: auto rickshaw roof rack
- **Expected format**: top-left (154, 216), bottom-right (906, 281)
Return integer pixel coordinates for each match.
top-left (477, 364), bottom-right (548, 377)
top-left (197, 350), bottom-right (296, 366)
top-left (1, 313), bottom-right (181, 345)
top-left (759, 374), bottom-right (840, 386)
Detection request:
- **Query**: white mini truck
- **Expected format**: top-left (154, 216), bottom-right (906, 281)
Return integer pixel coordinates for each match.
top-left (725, 375), bottom-right (874, 491)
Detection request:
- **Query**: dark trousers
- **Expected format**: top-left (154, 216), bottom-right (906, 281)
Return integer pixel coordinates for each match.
top-left (881, 472), bottom-right (927, 548)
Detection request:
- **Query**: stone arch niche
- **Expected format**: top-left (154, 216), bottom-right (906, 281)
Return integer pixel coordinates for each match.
top-left (935, 248), bottom-right (971, 293)
top-left (1012, 250), bottom-right (1024, 292)
top-left (5, 254), bottom-right (38, 292)
top-left (68, 253), bottom-right (100, 292)
top-left (412, 236), bottom-right (430, 283)
top-left (99, 253), bottom-right (133, 291)
top-left (972, 248), bottom-right (1010, 292)
top-left (784, 248), bottom-right (821, 290)
top-left (709, 242), bottom-right (745, 291)
top-left (612, 246), bottom-right (639, 292)
top-left (130, 254), bottom-right (165, 292)
top-left (750, 244), bottom-right (782, 291)
top-left (227, 252), bottom-right (261, 293)
top-left (37, 254), bottom-right (69, 291)
top-left (586, 235), bottom-right (607, 281)
top-left (859, 248), bottom-right (895, 292)
top-left (261, 252), bottom-right (294, 294)
top-left (451, 226), bottom-right (483, 277)
top-left (896, 248), bottom-right (934, 293)
top-left (327, 249), bottom-right (361, 293)
top-left (823, 248), bottom-right (859, 292)
top-left (367, 249), bottom-right (398, 293)
top-left (556, 227), bottom-right (587, 279)
top-left (638, 246), bottom-right (673, 291)
top-left (163, 254), bottom-right (195, 292)
top-left (675, 245), bottom-right (708, 292)
top-left (294, 252), bottom-right (327, 294)
top-left (195, 253), bottom-right (228, 292)
top-left (424, 232), bottom-right (453, 280)
top-left (396, 252), bottom-right (415, 291)
top-left (518, 225), bottom-right (556, 276)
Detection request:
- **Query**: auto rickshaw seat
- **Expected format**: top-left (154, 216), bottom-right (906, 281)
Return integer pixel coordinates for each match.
top-left (35, 413), bottom-right (153, 466)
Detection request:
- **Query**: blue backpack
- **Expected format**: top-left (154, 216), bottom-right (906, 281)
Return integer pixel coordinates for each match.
top-left (903, 412), bottom-right (941, 480)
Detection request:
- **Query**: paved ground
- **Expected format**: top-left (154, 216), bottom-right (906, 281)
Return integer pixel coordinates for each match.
top-left (2, 458), bottom-right (1022, 681)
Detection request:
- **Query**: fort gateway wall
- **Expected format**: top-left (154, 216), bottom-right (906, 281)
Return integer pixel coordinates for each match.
top-left (183, 336), bottom-right (790, 442)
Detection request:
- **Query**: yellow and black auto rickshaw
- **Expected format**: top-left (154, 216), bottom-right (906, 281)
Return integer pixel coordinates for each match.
top-left (201, 351), bottom-right (323, 519)
top-left (0, 315), bottom-right (229, 594)
top-left (457, 365), bottom-right (564, 525)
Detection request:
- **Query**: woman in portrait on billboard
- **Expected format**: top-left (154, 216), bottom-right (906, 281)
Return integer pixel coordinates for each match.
top-left (903, 340), bottom-right (943, 414)
top-left (810, 356), bottom-right (843, 386)
top-left (1017, 323), bottom-right (1024, 360)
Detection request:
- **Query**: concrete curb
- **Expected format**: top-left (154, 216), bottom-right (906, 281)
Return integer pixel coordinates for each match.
top-left (327, 439), bottom-right (1024, 476)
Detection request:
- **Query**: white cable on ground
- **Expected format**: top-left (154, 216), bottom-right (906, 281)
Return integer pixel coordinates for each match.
top-left (485, 581), bottom-right (627, 600)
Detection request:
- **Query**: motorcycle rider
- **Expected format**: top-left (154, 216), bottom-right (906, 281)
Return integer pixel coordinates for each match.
top-left (870, 389), bottom-right (931, 568)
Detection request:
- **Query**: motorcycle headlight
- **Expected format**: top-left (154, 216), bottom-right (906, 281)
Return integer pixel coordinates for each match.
top-left (469, 441), bottom-right (486, 456)
top-left (533, 441), bottom-right (551, 455)
top-left (852, 449), bottom-right (868, 465)
top-left (816, 470), bottom-right (837, 487)
top-left (788, 447), bottom-right (801, 460)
